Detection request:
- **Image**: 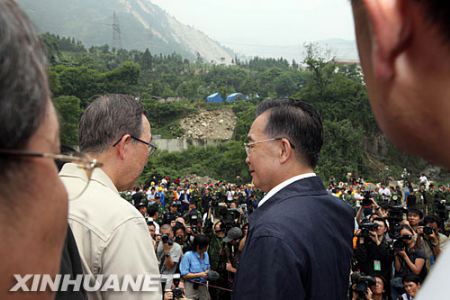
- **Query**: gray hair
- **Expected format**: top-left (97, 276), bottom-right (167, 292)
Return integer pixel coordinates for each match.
top-left (160, 224), bottom-right (173, 234)
top-left (0, 0), bottom-right (50, 174)
top-left (79, 94), bottom-right (146, 153)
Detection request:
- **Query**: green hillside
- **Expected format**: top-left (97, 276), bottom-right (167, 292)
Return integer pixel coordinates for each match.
top-left (43, 35), bottom-right (448, 183)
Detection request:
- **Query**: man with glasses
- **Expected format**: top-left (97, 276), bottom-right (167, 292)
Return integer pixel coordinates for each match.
top-left (59, 94), bottom-right (161, 299)
top-left (232, 99), bottom-right (354, 300)
top-left (0, 1), bottom-right (75, 298)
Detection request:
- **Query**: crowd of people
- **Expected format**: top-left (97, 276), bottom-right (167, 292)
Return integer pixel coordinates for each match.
top-left (125, 173), bottom-right (449, 300)
top-left (125, 178), bottom-right (259, 299)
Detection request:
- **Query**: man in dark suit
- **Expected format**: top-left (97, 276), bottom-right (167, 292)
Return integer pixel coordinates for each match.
top-left (232, 99), bottom-right (354, 300)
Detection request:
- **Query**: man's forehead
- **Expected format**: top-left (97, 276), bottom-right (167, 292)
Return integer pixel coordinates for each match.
top-left (248, 112), bottom-right (269, 140)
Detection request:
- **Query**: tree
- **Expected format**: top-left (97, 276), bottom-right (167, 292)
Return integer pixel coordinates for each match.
top-left (53, 96), bottom-right (82, 146)
top-left (274, 73), bottom-right (297, 97)
top-left (141, 49), bottom-right (153, 70)
top-left (317, 119), bottom-right (364, 180)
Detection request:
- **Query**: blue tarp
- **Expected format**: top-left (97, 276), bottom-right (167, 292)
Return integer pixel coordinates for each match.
top-left (226, 92), bottom-right (248, 102)
top-left (206, 92), bottom-right (223, 103)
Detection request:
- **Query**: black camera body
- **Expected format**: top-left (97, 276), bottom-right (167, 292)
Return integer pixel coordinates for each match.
top-left (392, 239), bottom-right (405, 252)
top-left (392, 234), bottom-right (412, 252)
top-left (423, 226), bottom-right (434, 235)
top-left (172, 277), bottom-right (183, 299)
top-left (161, 234), bottom-right (174, 246)
top-left (361, 191), bottom-right (372, 207)
top-left (351, 272), bottom-right (375, 299)
top-left (359, 221), bottom-right (379, 238)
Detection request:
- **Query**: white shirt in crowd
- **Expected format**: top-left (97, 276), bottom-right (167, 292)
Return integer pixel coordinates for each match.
top-left (379, 187), bottom-right (391, 197)
top-left (419, 175), bottom-right (428, 185)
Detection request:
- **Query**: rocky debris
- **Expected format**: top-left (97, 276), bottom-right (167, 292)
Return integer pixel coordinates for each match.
top-left (183, 174), bottom-right (220, 186)
top-left (179, 109), bottom-right (237, 140)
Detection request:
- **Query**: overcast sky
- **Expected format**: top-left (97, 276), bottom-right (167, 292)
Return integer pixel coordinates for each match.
top-left (150, 0), bottom-right (355, 49)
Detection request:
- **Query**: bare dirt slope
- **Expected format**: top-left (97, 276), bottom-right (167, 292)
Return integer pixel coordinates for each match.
top-left (179, 109), bottom-right (236, 140)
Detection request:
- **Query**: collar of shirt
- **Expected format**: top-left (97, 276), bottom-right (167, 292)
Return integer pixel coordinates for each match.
top-left (258, 173), bottom-right (316, 208)
top-left (60, 162), bottom-right (119, 195)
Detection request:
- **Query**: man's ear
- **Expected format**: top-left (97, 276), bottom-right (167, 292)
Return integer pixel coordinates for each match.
top-left (363, 0), bottom-right (412, 81)
top-left (279, 139), bottom-right (293, 164)
top-left (114, 134), bottom-right (131, 160)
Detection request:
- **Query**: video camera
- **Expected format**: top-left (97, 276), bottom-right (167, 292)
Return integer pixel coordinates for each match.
top-left (361, 191), bottom-right (373, 207)
top-left (359, 219), bottom-right (379, 238)
top-left (387, 205), bottom-right (408, 238)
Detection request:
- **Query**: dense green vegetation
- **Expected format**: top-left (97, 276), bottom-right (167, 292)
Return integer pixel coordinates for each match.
top-left (44, 34), bottom-right (433, 183)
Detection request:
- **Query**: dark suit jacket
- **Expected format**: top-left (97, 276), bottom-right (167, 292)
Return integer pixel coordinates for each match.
top-left (232, 176), bottom-right (354, 300)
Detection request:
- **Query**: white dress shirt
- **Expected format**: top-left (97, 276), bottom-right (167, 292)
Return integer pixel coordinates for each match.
top-left (258, 173), bottom-right (316, 208)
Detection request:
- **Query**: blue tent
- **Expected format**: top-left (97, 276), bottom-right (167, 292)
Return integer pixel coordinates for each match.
top-left (206, 92), bottom-right (223, 103)
top-left (226, 92), bottom-right (248, 102)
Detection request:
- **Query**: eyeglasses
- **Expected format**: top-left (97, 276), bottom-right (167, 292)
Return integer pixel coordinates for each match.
top-left (0, 148), bottom-right (102, 200)
top-left (244, 137), bottom-right (295, 155)
top-left (113, 135), bottom-right (157, 155)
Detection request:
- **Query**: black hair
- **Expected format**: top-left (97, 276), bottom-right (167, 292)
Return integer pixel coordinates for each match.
top-left (423, 215), bottom-right (441, 227)
top-left (147, 204), bottom-right (159, 217)
top-left (407, 208), bottom-right (424, 219)
top-left (372, 217), bottom-right (388, 229)
top-left (256, 98), bottom-right (323, 168)
top-left (192, 234), bottom-right (210, 251)
top-left (402, 274), bottom-right (421, 285)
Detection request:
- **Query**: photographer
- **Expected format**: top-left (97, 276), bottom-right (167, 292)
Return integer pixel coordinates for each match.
top-left (350, 272), bottom-right (375, 300)
top-left (184, 202), bottom-right (202, 226)
top-left (355, 196), bottom-right (387, 226)
top-left (157, 224), bottom-right (183, 290)
top-left (417, 215), bottom-right (448, 270)
top-left (407, 208), bottom-right (423, 232)
top-left (208, 221), bottom-right (228, 300)
top-left (223, 227), bottom-right (243, 280)
top-left (163, 276), bottom-right (188, 300)
top-left (179, 234), bottom-right (211, 300)
top-left (391, 225), bottom-right (427, 299)
top-left (164, 278), bottom-right (189, 300)
top-left (370, 276), bottom-right (388, 300)
top-left (354, 218), bottom-right (392, 287)
top-left (174, 224), bottom-right (193, 254)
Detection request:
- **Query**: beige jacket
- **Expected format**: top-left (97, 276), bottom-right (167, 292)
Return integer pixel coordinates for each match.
top-left (60, 163), bottom-right (162, 300)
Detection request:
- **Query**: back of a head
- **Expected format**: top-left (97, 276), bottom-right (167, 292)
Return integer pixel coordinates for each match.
top-left (79, 94), bottom-right (145, 153)
top-left (147, 204), bottom-right (159, 217)
top-left (0, 0), bottom-right (49, 189)
top-left (192, 234), bottom-right (210, 251)
top-left (256, 98), bottom-right (323, 168)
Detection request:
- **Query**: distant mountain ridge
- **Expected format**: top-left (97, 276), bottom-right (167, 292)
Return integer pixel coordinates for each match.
top-left (18, 0), bottom-right (235, 64)
top-left (231, 39), bottom-right (359, 63)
